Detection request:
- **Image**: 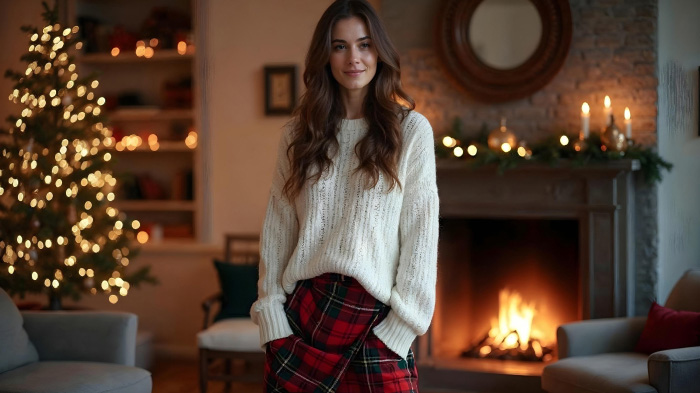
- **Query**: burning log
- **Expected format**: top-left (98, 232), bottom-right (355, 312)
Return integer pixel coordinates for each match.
top-left (462, 330), bottom-right (553, 362)
top-left (460, 289), bottom-right (555, 362)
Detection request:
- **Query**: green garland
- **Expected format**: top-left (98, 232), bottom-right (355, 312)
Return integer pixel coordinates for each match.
top-left (435, 118), bottom-right (673, 184)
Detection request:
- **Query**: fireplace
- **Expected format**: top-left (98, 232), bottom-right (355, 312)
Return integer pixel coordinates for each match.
top-left (440, 218), bottom-right (578, 363)
top-left (416, 160), bottom-right (639, 393)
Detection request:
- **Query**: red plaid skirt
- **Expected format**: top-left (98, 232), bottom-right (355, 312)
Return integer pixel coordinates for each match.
top-left (264, 273), bottom-right (418, 393)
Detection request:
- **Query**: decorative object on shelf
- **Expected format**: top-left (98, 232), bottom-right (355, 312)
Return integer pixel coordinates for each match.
top-left (435, 0), bottom-right (572, 102)
top-left (436, 117), bottom-right (672, 184)
top-left (487, 117), bottom-right (518, 152)
top-left (600, 114), bottom-right (628, 152)
top-left (138, 174), bottom-right (167, 200)
top-left (572, 132), bottom-right (587, 152)
top-left (0, 2), bottom-right (156, 309)
top-left (264, 65), bottom-right (297, 115)
top-left (81, 5), bottom-right (191, 55)
top-left (162, 76), bottom-right (192, 108)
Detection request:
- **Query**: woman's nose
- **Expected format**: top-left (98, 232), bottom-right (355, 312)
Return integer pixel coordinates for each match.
top-left (348, 48), bottom-right (360, 64)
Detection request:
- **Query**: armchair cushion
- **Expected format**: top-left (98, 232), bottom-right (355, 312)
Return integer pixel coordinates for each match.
top-left (0, 288), bottom-right (38, 374)
top-left (0, 361), bottom-right (151, 393)
top-left (648, 346), bottom-right (700, 393)
top-left (213, 260), bottom-right (258, 321)
top-left (542, 352), bottom-right (655, 393)
top-left (197, 317), bottom-right (262, 352)
top-left (634, 302), bottom-right (700, 354)
top-left (557, 317), bottom-right (647, 358)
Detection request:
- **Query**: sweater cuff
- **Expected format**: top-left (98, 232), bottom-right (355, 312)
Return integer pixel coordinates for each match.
top-left (255, 302), bottom-right (294, 348)
top-left (372, 311), bottom-right (417, 360)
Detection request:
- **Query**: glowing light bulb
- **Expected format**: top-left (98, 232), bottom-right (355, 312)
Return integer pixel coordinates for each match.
top-left (453, 146), bottom-right (464, 157)
top-left (177, 41), bottom-right (187, 55)
top-left (560, 135), bottom-right (570, 146)
top-left (137, 231), bottom-right (149, 244)
top-left (442, 136), bottom-right (456, 148)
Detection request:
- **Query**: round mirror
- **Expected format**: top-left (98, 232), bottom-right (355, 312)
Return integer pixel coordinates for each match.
top-left (469, 0), bottom-right (542, 70)
top-left (436, 0), bottom-right (572, 103)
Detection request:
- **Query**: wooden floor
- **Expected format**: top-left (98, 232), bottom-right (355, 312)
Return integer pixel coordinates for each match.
top-left (151, 358), bottom-right (262, 393)
top-left (150, 358), bottom-right (477, 393)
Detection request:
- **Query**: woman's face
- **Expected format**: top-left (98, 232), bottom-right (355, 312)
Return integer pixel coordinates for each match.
top-left (329, 16), bottom-right (378, 97)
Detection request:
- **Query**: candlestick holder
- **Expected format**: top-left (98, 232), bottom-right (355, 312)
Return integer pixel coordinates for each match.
top-left (487, 117), bottom-right (517, 153)
top-left (573, 131), bottom-right (587, 152)
top-left (601, 115), bottom-right (628, 152)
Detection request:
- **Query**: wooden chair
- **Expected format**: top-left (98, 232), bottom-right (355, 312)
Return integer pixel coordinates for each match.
top-left (197, 234), bottom-right (264, 393)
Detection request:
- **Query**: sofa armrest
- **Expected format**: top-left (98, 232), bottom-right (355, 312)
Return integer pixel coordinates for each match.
top-left (557, 316), bottom-right (647, 358)
top-left (648, 346), bottom-right (700, 393)
top-left (21, 311), bottom-right (137, 366)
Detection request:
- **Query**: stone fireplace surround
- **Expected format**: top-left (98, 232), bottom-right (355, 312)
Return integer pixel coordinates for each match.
top-left (416, 159), bottom-right (640, 393)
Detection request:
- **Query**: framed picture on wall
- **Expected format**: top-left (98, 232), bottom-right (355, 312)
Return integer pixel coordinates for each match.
top-left (264, 65), bottom-right (297, 115)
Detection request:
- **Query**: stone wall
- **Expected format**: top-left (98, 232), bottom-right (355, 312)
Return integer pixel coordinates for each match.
top-left (382, 0), bottom-right (659, 316)
top-left (383, 0), bottom-right (658, 146)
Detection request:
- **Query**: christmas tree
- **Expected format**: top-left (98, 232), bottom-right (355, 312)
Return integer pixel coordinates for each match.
top-left (0, 2), bottom-right (155, 309)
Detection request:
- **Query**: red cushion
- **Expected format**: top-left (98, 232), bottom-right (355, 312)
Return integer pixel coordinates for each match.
top-left (634, 302), bottom-right (700, 354)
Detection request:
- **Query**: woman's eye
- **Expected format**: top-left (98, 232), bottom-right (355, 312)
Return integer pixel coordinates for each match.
top-left (360, 42), bottom-right (370, 49)
top-left (334, 44), bottom-right (346, 50)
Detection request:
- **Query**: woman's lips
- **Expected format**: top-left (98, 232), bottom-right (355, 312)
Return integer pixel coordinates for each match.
top-left (344, 70), bottom-right (364, 77)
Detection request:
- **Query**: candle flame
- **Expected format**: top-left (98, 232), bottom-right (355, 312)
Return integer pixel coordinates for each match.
top-left (604, 96), bottom-right (611, 108)
top-left (624, 107), bottom-right (631, 120)
top-left (582, 102), bottom-right (590, 114)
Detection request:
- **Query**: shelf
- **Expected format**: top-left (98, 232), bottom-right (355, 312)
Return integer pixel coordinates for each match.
top-left (138, 241), bottom-right (220, 255)
top-left (79, 49), bottom-right (194, 64)
top-left (111, 140), bottom-right (195, 153)
top-left (114, 200), bottom-right (195, 211)
top-left (109, 108), bottom-right (194, 122)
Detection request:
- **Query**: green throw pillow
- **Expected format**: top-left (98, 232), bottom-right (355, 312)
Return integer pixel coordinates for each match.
top-left (213, 260), bottom-right (259, 321)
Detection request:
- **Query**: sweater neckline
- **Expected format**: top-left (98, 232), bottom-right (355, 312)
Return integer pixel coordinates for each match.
top-left (340, 118), bottom-right (368, 132)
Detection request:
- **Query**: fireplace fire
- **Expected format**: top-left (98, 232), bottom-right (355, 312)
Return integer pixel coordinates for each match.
top-left (462, 288), bottom-right (554, 362)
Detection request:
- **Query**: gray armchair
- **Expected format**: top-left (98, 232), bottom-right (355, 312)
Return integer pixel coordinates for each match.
top-left (542, 269), bottom-right (700, 393)
top-left (0, 288), bottom-right (152, 393)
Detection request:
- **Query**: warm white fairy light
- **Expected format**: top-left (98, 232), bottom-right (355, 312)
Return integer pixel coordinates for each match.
top-left (0, 21), bottom-right (144, 306)
top-left (177, 41), bottom-right (187, 55)
top-left (185, 130), bottom-right (198, 149)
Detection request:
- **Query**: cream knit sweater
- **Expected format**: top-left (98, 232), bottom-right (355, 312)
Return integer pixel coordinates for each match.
top-left (251, 110), bottom-right (439, 359)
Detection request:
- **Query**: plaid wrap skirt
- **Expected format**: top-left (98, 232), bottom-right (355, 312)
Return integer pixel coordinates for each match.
top-left (264, 273), bottom-right (418, 393)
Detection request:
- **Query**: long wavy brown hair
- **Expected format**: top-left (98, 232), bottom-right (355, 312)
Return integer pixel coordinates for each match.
top-left (283, 0), bottom-right (415, 200)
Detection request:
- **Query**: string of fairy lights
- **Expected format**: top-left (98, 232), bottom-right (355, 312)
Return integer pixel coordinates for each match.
top-left (0, 22), bottom-right (149, 304)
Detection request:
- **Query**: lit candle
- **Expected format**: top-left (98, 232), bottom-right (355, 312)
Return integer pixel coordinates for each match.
top-left (604, 96), bottom-right (612, 126)
top-left (624, 107), bottom-right (631, 139)
top-left (581, 102), bottom-right (590, 138)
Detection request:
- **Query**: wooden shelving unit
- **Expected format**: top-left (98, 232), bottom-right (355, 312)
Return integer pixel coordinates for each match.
top-left (66, 0), bottom-right (205, 244)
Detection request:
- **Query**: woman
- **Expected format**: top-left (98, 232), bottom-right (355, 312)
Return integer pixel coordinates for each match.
top-left (251, 0), bottom-right (439, 391)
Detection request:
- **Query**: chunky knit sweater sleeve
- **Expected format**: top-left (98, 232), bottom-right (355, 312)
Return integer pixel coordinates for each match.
top-left (250, 127), bottom-right (297, 345)
top-left (372, 114), bottom-right (440, 359)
